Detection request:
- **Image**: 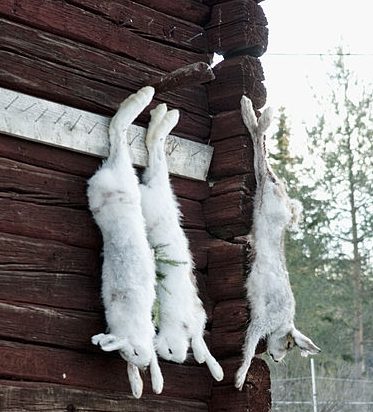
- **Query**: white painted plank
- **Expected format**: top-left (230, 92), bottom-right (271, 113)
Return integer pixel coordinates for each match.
top-left (0, 88), bottom-right (213, 181)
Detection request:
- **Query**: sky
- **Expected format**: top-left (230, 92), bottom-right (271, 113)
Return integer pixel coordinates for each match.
top-left (260, 0), bottom-right (373, 154)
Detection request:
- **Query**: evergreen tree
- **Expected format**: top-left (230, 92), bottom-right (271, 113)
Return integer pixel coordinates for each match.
top-left (306, 48), bottom-right (373, 377)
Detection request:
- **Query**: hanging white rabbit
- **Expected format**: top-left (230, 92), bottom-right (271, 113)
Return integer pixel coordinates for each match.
top-left (140, 103), bottom-right (223, 382)
top-left (87, 87), bottom-right (162, 398)
top-left (235, 96), bottom-right (320, 390)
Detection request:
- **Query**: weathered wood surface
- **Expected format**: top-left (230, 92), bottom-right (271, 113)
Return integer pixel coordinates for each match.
top-left (211, 300), bottom-right (245, 358)
top-left (0, 210), bottom-right (207, 271)
top-left (210, 110), bottom-right (247, 142)
top-left (171, 176), bottom-right (210, 201)
top-left (151, 62), bottom-right (215, 94)
top-left (0, 232), bottom-right (99, 275)
top-left (0, 340), bottom-right (211, 401)
top-left (0, 53), bottom-right (210, 142)
top-left (204, 190), bottom-right (253, 239)
top-left (0, 197), bottom-right (99, 249)
top-left (209, 359), bottom-right (270, 412)
top-left (210, 136), bottom-right (254, 178)
top-left (0, 380), bottom-right (208, 412)
top-left (0, 301), bottom-right (103, 351)
top-left (212, 357), bottom-right (269, 388)
top-left (0, 0), bottom-right (207, 73)
top-left (0, 18), bottom-right (210, 132)
top-left (209, 174), bottom-right (255, 198)
top-left (0, 156), bottom-right (87, 208)
top-left (186, 229), bottom-right (210, 270)
top-left (0, 271), bottom-right (101, 311)
top-left (134, 0), bottom-right (210, 25)
top-left (207, 0), bottom-right (268, 57)
top-left (0, 88), bottom-right (213, 181)
top-left (0, 156), bottom-right (205, 229)
top-left (0, 207), bottom-right (207, 273)
top-left (0, 134), bottom-right (210, 202)
top-left (66, 0), bottom-right (208, 52)
top-left (207, 242), bottom-right (247, 302)
top-left (0, 383), bottom-right (207, 412)
top-left (208, 56), bottom-right (266, 113)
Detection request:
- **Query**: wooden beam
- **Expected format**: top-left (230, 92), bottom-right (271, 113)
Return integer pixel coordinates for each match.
top-left (0, 380), bottom-right (208, 412)
top-left (0, 88), bottom-right (213, 181)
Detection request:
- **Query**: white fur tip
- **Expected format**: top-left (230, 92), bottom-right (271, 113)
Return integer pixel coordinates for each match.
top-left (91, 333), bottom-right (105, 346)
top-left (257, 107), bottom-right (273, 134)
top-left (235, 363), bottom-right (249, 391)
top-left (127, 363), bottom-right (144, 399)
top-left (165, 109), bottom-right (180, 130)
top-left (210, 362), bottom-right (224, 382)
top-left (140, 86), bottom-right (155, 99)
top-left (235, 374), bottom-right (245, 391)
top-left (240, 95), bottom-right (253, 111)
top-left (150, 103), bottom-right (167, 117)
top-left (150, 356), bottom-right (164, 395)
top-left (152, 376), bottom-right (164, 395)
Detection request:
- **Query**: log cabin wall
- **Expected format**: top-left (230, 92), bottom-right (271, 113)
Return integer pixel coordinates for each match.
top-left (204, 0), bottom-right (271, 410)
top-left (0, 0), bottom-right (270, 411)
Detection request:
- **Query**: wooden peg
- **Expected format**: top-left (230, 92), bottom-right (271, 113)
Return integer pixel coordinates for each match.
top-left (150, 62), bottom-right (215, 94)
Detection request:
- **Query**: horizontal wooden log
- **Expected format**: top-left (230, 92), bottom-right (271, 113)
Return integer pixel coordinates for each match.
top-left (0, 380), bottom-right (208, 412)
top-left (0, 197), bottom-right (99, 249)
top-left (171, 176), bottom-right (210, 201)
top-left (0, 133), bottom-right (100, 178)
top-left (0, 156), bottom-right (87, 208)
top-left (207, 242), bottom-right (247, 302)
top-left (0, 18), bottom-right (209, 122)
top-left (210, 110), bottom-right (248, 142)
top-left (0, 134), bottom-right (209, 202)
top-left (209, 359), bottom-right (270, 411)
top-left (179, 199), bottom-right (206, 230)
top-left (0, 340), bottom-right (211, 401)
top-left (0, 156), bottom-right (206, 229)
top-left (209, 174), bottom-right (255, 197)
top-left (0, 302), bottom-right (103, 351)
top-left (0, 0), bottom-right (207, 73)
top-left (0, 51), bottom-right (210, 142)
top-left (0, 187), bottom-right (207, 270)
top-left (0, 271), bottom-right (101, 311)
top-left (134, 0), bottom-right (210, 25)
top-left (196, 272), bottom-right (213, 323)
top-left (211, 331), bottom-right (266, 363)
top-left (0, 232), bottom-right (99, 275)
top-left (208, 56), bottom-right (266, 113)
top-left (66, 0), bottom-right (208, 53)
top-left (207, 0), bottom-right (268, 57)
top-left (210, 300), bottom-right (246, 358)
top-left (186, 229), bottom-right (210, 270)
top-left (210, 136), bottom-right (254, 178)
top-left (204, 190), bottom-right (253, 239)
top-left (212, 299), bottom-right (247, 332)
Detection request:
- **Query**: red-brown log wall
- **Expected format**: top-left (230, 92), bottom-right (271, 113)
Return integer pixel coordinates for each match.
top-left (204, 0), bottom-right (271, 410)
top-left (0, 1), bottom-right (212, 410)
top-left (0, 0), bottom-right (271, 410)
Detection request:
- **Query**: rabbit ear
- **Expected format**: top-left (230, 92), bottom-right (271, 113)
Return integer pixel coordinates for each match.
top-left (292, 328), bottom-right (321, 357)
top-left (257, 107), bottom-right (273, 136)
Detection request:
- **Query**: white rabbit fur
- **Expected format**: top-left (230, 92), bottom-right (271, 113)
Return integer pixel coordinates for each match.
top-left (87, 86), bottom-right (223, 399)
top-left (140, 103), bottom-right (223, 382)
top-left (235, 96), bottom-right (320, 390)
top-left (87, 87), bottom-right (162, 398)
